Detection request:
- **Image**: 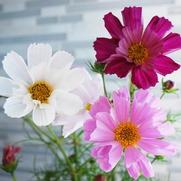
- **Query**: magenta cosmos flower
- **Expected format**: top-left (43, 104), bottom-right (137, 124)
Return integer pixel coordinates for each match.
top-left (94, 7), bottom-right (181, 89)
top-left (83, 88), bottom-right (175, 179)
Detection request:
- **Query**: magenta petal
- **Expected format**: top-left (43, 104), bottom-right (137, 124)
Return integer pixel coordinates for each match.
top-left (103, 12), bottom-right (123, 39)
top-left (122, 7), bottom-right (143, 30)
top-left (131, 67), bottom-right (158, 89)
top-left (144, 16), bottom-right (172, 39)
top-left (90, 96), bottom-right (111, 118)
top-left (105, 56), bottom-right (133, 78)
top-left (152, 55), bottom-right (180, 76)
top-left (93, 38), bottom-right (118, 62)
top-left (162, 33), bottom-right (181, 53)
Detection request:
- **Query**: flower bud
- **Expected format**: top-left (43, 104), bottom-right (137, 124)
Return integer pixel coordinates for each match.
top-left (1, 145), bottom-right (21, 173)
top-left (163, 80), bottom-right (174, 91)
top-left (94, 174), bottom-right (106, 181)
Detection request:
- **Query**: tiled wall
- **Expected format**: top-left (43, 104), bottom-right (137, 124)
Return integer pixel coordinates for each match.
top-left (0, 0), bottom-right (181, 180)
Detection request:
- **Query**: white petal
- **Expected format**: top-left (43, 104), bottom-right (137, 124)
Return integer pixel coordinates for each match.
top-left (0, 77), bottom-right (14, 97)
top-left (27, 43), bottom-right (52, 68)
top-left (49, 51), bottom-right (74, 70)
top-left (62, 113), bottom-right (89, 137)
top-left (63, 120), bottom-right (83, 137)
top-left (60, 68), bottom-right (86, 91)
top-left (3, 51), bottom-right (32, 84)
top-left (54, 90), bottom-right (83, 115)
top-left (4, 96), bottom-right (33, 118)
top-left (32, 104), bottom-right (55, 126)
top-left (29, 63), bottom-right (48, 82)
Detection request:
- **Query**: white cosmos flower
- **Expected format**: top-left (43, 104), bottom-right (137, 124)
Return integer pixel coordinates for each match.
top-left (0, 43), bottom-right (86, 126)
top-left (53, 71), bottom-right (103, 137)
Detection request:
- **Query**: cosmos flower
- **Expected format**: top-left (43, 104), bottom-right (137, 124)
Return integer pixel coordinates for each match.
top-left (83, 88), bottom-right (176, 179)
top-left (94, 7), bottom-right (181, 89)
top-left (53, 71), bottom-right (103, 137)
top-left (0, 43), bottom-right (86, 126)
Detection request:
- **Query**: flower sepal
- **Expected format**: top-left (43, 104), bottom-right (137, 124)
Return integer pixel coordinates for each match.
top-left (162, 79), bottom-right (179, 94)
top-left (88, 62), bottom-right (105, 74)
top-left (1, 160), bottom-right (19, 174)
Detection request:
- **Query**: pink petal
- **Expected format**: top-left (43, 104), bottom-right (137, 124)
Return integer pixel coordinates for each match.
top-left (122, 7), bottom-right (143, 30)
top-left (91, 145), bottom-right (112, 171)
top-left (151, 55), bottom-right (180, 76)
top-left (93, 38), bottom-right (118, 62)
top-left (127, 164), bottom-right (140, 180)
top-left (143, 16), bottom-right (172, 39)
top-left (112, 88), bottom-right (130, 122)
top-left (131, 98), bottom-right (158, 126)
top-left (103, 12), bottom-right (123, 39)
top-left (133, 89), bottom-right (160, 109)
top-left (138, 155), bottom-right (154, 178)
top-left (139, 127), bottom-right (162, 138)
top-left (90, 96), bottom-right (111, 118)
top-left (96, 112), bottom-right (116, 130)
top-left (105, 56), bottom-right (133, 78)
top-left (108, 142), bottom-right (122, 170)
top-left (139, 139), bottom-right (176, 156)
top-left (125, 147), bottom-right (154, 179)
top-left (91, 142), bottom-right (122, 172)
top-left (131, 66), bottom-right (158, 89)
top-left (162, 33), bottom-right (181, 54)
top-left (157, 122), bottom-right (175, 136)
top-left (90, 128), bottom-right (114, 142)
top-left (83, 119), bottom-right (96, 141)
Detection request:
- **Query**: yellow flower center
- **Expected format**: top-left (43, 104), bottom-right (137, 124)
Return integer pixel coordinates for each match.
top-left (28, 81), bottom-right (53, 103)
top-left (85, 103), bottom-right (92, 111)
top-left (114, 122), bottom-right (141, 148)
top-left (128, 43), bottom-right (148, 65)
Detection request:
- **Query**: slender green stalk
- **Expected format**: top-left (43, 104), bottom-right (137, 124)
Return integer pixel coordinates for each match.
top-left (47, 126), bottom-right (78, 181)
top-left (13, 138), bottom-right (40, 145)
top-left (11, 172), bottom-right (16, 181)
top-left (151, 157), bottom-right (157, 164)
top-left (160, 92), bottom-right (165, 99)
top-left (129, 81), bottom-right (137, 101)
top-left (24, 118), bottom-right (62, 163)
top-left (101, 73), bottom-right (108, 97)
top-left (72, 133), bottom-right (78, 165)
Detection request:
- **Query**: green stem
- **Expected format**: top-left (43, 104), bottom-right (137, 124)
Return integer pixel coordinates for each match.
top-left (11, 172), bottom-right (16, 181)
top-left (101, 73), bottom-right (108, 97)
top-left (47, 126), bottom-right (78, 181)
top-left (160, 92), bottom-right (165, 99)
top-left (151, 157), bottom-right (157, 164)
top-left (72, 133), bottom-right (78, 165)
top-left (24, 118), bottom-right (62, 163)
top-left (129, 81), bottom-right (137, 101)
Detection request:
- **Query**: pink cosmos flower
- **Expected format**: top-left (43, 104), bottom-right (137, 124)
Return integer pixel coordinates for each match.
top-left (94, 7), bottom-right (181, 89)
top-left (83, 88), bottom-right (176, 180)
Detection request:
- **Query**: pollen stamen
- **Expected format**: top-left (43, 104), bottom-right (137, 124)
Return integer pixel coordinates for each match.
top-left (114, 122), bottom-right (141, 148)
top-left (128, 43), bottom-right (148, 65)
top-left (85, 103), bottom-right (92, 111)
top-left (28, 81), bottom-right (53, 103)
